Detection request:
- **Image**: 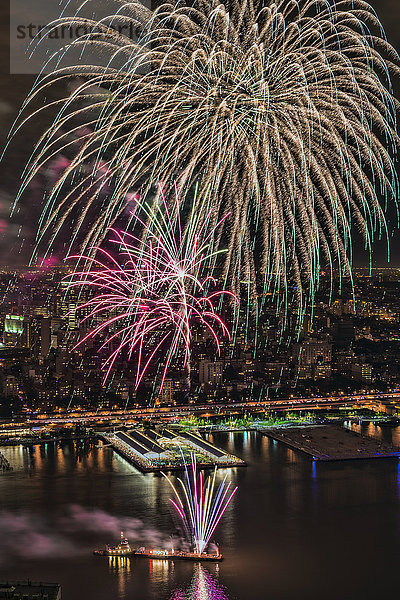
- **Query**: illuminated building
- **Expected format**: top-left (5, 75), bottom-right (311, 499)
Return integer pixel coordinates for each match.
top-left (3, 314), bottom-right (24, 345)
top-left (351, 364), bottom-right (372, 384)
top-left (312, 363), bottom-right (332, 380)
top-left (3, 375), bottom-right (19, 397)
top-left (294, 340), bottom-right (332, 366)
top-left (199, 360), bottom-right (224, 385)
top-left (159, 379), bottom-right (173, 404)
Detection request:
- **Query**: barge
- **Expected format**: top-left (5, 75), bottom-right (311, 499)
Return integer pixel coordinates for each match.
top-left (134, 547), bottom-right (222, 561)
top-left (94, 532), bottom-right (222, 561)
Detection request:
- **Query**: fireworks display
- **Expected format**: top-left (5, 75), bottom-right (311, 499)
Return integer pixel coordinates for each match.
top-left (164, 454), bottom-right (237, 555)
top-left (65, 186), bottom-right (234, 390)
top-left (10, 0), bottom-right (400, 310)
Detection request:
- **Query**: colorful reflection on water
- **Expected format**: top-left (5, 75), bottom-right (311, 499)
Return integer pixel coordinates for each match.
top-left (170, 566), bottom-right (229, 600)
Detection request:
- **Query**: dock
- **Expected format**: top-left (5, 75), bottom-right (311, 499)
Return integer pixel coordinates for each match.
top-left (263, 425), bottom-right (400, 461)
top-left (99, 428), bottom-right (245, 472)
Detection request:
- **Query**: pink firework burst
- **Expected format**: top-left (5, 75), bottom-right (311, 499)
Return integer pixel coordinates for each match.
top-left (65, 185), bottom-right (235, 391)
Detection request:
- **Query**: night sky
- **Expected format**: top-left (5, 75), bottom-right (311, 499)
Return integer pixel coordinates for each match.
top-left (0, 0), bottom-right (400, 266)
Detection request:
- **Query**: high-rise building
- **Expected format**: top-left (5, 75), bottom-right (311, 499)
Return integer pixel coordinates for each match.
top-left (3, 315), bottom-right (24, 346)
top-left (293, 340), bottom-right (332, 366)
top-left (199, 360), bottom-right (224, 385)
top-left (351, 364), bottom-right (372, 383)
top-left (40, 317), bottom-right (51, 357)
top-left (159, 379), bottom-right (174, 404)
top-left (333, 319), bottom-right (355, 344)
top-left (3, 375), bottom-right (19, 397)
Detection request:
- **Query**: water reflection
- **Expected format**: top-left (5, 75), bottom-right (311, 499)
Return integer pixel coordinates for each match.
top-left (170, 566), bottom-right (230, 600)
top-left (1, 440), bottom-right (109, 475)
top-left (397, 460), bottom-right (400, 501)
top-left (108, 555), bottom-right (132, 574)
top-left (344, 419), bottom-right (386, 442)
top-left (108, 556), bottom-right (132, 599)
top-left (148, 558), bottom-right (172, 585)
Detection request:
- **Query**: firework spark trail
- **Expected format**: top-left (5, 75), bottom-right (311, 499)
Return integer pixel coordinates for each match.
top-left (64, 185), bottom-right (234, 391)
top-left (8, 0), bottom-right (400, 317)
top-left (164, 454), bottom-right (237, 555)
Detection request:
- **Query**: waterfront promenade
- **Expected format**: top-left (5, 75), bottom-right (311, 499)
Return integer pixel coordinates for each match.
top-left (3, 390), bottom-right (400, 436)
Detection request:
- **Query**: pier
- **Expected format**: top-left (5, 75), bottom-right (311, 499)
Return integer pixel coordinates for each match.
top-left (263, 425), bottom-right (400, 461)
top-left (99, 428), bottom-right (245, 472)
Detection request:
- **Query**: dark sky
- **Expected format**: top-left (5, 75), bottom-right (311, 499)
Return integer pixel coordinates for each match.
top-left (0, 1), bottom-right (400, 266)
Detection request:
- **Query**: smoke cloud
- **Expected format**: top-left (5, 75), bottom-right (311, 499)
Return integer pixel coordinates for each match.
top-left (0, 505), bottom-right (169, 566)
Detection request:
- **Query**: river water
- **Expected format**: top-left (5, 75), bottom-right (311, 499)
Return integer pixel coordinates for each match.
top-left (1, 425), bottom-right (400, 600)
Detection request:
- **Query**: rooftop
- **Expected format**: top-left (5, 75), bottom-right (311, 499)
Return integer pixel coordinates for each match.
top-left (0, 581), bottom-right (61, 600)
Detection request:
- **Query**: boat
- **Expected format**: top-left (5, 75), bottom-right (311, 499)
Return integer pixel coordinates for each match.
top-left (134, 546), bottom-right (223, 561)
top-left (94, 534), bottom-right (222, 561)
top-left (93, 532), bottom-right (134, 556)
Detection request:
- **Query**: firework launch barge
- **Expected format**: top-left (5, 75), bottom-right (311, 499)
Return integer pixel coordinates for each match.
top-left (93, 534), bottom-right (223, 562)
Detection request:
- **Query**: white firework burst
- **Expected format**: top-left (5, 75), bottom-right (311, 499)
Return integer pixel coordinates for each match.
top-left (10, 0), bottom-right (400, 311)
